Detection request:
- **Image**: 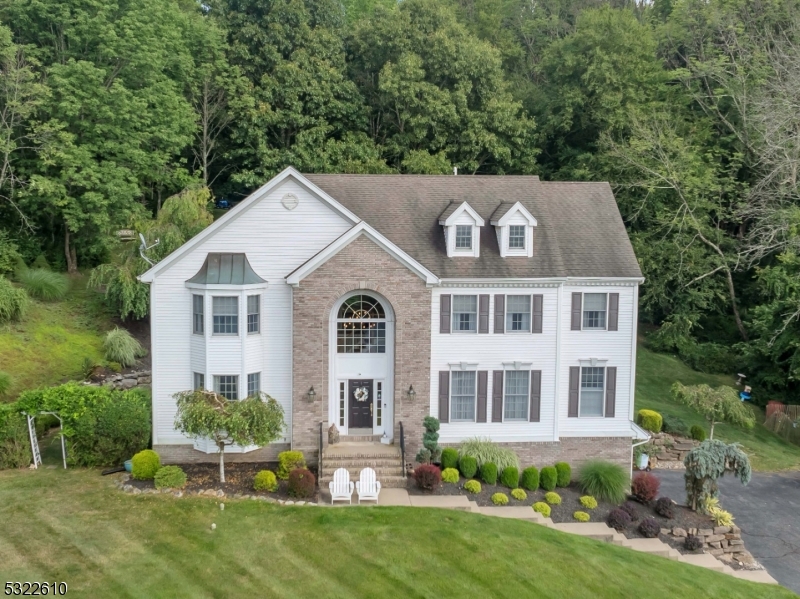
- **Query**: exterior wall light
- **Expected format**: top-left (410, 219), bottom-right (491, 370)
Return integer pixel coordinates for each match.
top-left (307, 386), bottom-right (316, 402)
top-left (407, 385), bottom-right (416, 401)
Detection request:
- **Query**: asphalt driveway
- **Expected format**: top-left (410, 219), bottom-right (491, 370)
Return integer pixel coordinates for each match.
top-left (654, 469), bottom-right (800, 594)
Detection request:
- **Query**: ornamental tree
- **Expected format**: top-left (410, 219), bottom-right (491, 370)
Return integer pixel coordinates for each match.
top-left (684, 439), bottom-right (751, 511)
top-left (415, 416), bottom-right (441, 464)
top-left (671, 383), bottom-right (755, 439)
top-left (173, 390), bottom-right (285, 483)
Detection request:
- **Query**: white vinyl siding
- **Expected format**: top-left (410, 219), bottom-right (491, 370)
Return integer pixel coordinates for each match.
top-left (214, 375), bottom-right (239, 400)
top-left (451, 371), bottom-right (476, 422)
top-left (506, 295), bottom-right (531, 332)
top-left (580, 367), bottom-right (605, 417)
top-left (504, 370), bottom-right (529, 420)
top-left (192, 295), bottom-right (204, 334)
top-left (452, 295), bottom-right (477, 332)
top-left (582, 293), bottom-right (607, 330)
top-left (213, 297), bottom-right (239, 335)
top-left (247, 295), bottom-right (260, 334)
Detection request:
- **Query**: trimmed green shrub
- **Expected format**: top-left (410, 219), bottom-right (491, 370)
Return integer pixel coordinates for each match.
top-left (532, 502), bottom-right (551, 517)
top-left (520, 466), bottom-right (539, 491)
top-left (540, 466), bottom-right (557, 491)
top-left (103, 328), bottom-right (146, 368)
top-left (511, 488), bottom-right (527, 501)
top-left (631, 472), bottom-right (660, 503)
top-left (131, 449), bottom-right (161, 480)
top-left (17, 268), bottom-right (68, 301)
top-left (544, 491), bottom-right (561, 505)
top-left (481, 462), bottom-right (498, 485)
top-left (464, 479), bottom-right (481, 494)
top-left (573, 511), bottom-right (590, 522)
top-left (458, 437), bottom-right (520, 472)
top-left (277, 451), bottom-right (306, 479)
top-left (254, 470), bottom-right (278, 492)
top-left (0, 372), bottom-right (11, 397)
top-left (0, 407), bottom-right (31, 469)
top-left (606, 507), bottom-right (632, 531)
top-left (579, 460), bottom-right (629, 504)
top-left (441, 467), bottom-right (459, 483)
top-left (287, 468), bottom-right (316, 498)
top-left (690, 425), bottom-right (707, 442)
top-left (579, 495), bottom-right (598, 510)
top-left (414, 464), bottom-right (441, 490)
top-left (154, 465), bottom-right (187, 489)
top-left (491, 492), bottom-right (509, 505)
top-left (637, 409), bottom-right (663, 433)
top-left (441, 447), bottom-right (459, 470)
top-left (458, 455), bottom-right (478, 479)
top-left (662, 415), bottom-right (689, 437)
top-left (639, 517), bottom-right (660, 538)
top-left (555, 462), bottom-right (571, 487)
top-left (0, 276), bottom-right (28, 322)
top-left (419, 416), bottom-right (441, 464)
top-left (500, 466), bottom-right (519, 489)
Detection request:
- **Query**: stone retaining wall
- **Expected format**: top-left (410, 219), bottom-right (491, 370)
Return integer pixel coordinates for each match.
top-left (89, 370), bottom-right (152, 391)
top-left (663, 525), bottom-right (754, 565)
top-left (646, 432), bottom-right (700, 470)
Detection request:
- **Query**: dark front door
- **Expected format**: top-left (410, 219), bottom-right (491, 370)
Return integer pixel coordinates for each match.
top-left (348, 379), bottom-right (373, 429)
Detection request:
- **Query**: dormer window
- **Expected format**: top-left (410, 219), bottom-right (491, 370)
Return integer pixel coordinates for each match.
top-left (509, 225), bottom-right (526, 249)
top-left (439, 201), bottom-right (484, 258)
top-left (490, 201), bottom-right (537, 258)
top-left (455, 225), bottom-right (473, 249)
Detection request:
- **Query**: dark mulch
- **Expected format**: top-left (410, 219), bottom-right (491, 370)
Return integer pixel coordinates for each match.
top-left (128, 461), bottom-right (318, 501)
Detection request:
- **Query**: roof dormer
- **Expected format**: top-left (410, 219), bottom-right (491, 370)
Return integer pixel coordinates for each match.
top-left (439, 201), bottom-right (485, 258)
top-left (490, 202), bottom-right (537, 258)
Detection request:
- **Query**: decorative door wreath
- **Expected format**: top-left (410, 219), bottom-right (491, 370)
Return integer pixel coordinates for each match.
top-left (353, 386), bottom-right (369, 402)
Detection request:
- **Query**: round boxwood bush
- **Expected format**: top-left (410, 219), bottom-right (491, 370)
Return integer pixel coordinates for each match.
top-left (631, 471), bottom-right (660, 504)
top-left (573, 511), bottom-right (590, 522)
top-left (500, 466), bottom-right (519, 489)
top-left (441, 467), bottom-right (459, 484)
top-left (458, 455), bottom-right (478, 479)
top-left (654, 497), bottom-right (675, 519)
top-left (481, 462), bottom-right (498, 485)
top-left (414, 464), bottom-right (442, 490)
top-left (579, 495), bottom-right (598, 510)
top-left (441, 447), bottom-right (459, 470)
top-left (637, 409), bottom-right (663, 433)
top-left (532, 502), bottom-right (551, 517)
top-left (464, 479), bottom-right (481, 494)
top-left (491, 492), bottom-right (509, 506)
top-left (510, 488), bottom-right (527, 501)
top-left (131, 449), bottom-right (161, 480)
top-left (555, 462), bottom-right (571, 487)
top-left (606, 507), bottom-right (632, 531)
top-left (685, 535), bottom-right (704, 551)
top-left (287, 468), bottom-right (316, 498)
top-left (690, 425), bottom-right (707, 442)
top-left (154, 465), bottom-right (187, 490)
top-left (544, 491), bottom-right (562, 505)
top-left (520, 466), bottom-right (539, 491)
top-left (639, 517), bottom-right (661, 538)
top-left (254, 470), bottom-right (278, 492)
top-left (277, 450), bottom-right (306, 479)
top-left (540, 466), bottom-right (557, 491)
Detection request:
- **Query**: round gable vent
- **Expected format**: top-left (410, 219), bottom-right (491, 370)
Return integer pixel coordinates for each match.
top-left (281, 193), bottom-right (299, 210)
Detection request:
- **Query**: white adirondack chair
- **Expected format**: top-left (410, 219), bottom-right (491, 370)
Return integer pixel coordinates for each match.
top-left (328, 468), bottom-right (354, 504)
top-left (355, 467), bottom-right (381, 504)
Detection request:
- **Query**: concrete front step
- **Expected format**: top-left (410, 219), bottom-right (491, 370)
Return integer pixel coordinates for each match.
top-left (478, 506), bottom-right (550, 524)
top-left (320, 475), bottom-right (407, 489)
top-left (678, 553), bottom-right (728, 573)
top-left (337, 435), bottom-right (385, 443)
top-left (321, 467), bottom-right (404, 480)
top-left (551, 522), bottom-right (620, 543)
top-left (407, 494), bottom-right (477, 512)
top-left (322, 458), bottom-right (403, 468)
top-left (622, 537), bottom-right (681, 560)
top-left (730, 569), bottom-right (779, 585)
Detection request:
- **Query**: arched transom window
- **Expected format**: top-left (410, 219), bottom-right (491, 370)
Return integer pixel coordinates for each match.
top-left (337, 294), bottom-right (386, 353)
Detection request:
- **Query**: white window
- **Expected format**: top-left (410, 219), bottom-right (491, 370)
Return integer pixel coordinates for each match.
top-left (455, 225), bottom-right (472, 249)
top-left (213, 296), bottom-right (239, 335)
top-left (193, 372), bottom-right (204, 391)
top-left (376, 382), bottom-right (382, 427)
top-left (247, 372), bottom-right (260, 397)
top-left (583, 293), bottom-right (607, 330)
top-left (339, 382), bottom-right (346, 427)
top-left (192, 295), bottom-right (204, 334)
top-left (452, 295), bottom-right (477, 332)
top-left (580, 367), bottom-right (605, 417)
top-left (337, 295), bottom-right (386, 353)
top-left (506, 295), bottom-right (531, 332)
top-left (451, 371), bottom-right (476, 422)
top-left (247, 295), bottom-right (260, 334)
top-left (504, 370), bottom-right (529, 421)
top-left (214, 375), bottom-right (239, 400)
top-left (509, 225), bottom-right (526, 249)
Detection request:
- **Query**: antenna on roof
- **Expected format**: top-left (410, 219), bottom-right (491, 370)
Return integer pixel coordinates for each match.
top-left (453, 167), bottom-right (458, 176)
top-left (138, 233), bottom-right (160, 267)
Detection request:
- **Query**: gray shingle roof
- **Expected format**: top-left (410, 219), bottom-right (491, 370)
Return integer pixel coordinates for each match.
top-left (304, 175), bottom-right (642, 279)
top-left (187, 253), bottom-right (265, 285)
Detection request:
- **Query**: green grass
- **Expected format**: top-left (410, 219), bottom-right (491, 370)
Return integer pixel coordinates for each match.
top-left (0, 275), bottom-right (111, 399)
top-left (636, 345), bottom-right (800, 471)
top-left (0, 468), bottom-right (793, 599)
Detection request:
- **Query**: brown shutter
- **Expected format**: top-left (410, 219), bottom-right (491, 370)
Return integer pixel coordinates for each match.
top-left (494, 294), bottom-right (504, 334)
top-left (571, 293), bottom-right (582, 330)
top-left (607, 293), bottom-right (619, 331)
top-left (492, 370), bottom-right (504, 422)
top-left (532, 294), bottom-right (543, 334)
top-left (478, 294), bottom-right (490, 334)
top-left (529, 370), bottom-right (541, 422)
top-left (605, 367), bottom-right (617, 418)
top-left (438, 371), bottom-right (450, 423)
top-left (440, 295), bottom-right (451, 334)
top-left (568, 366), bottom-right (580, 417)
top-left (476, 371), bottom-right (488, 422)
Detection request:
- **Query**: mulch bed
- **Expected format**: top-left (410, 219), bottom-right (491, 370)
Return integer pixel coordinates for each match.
top-left (127, 461), bottom-right (319, 501)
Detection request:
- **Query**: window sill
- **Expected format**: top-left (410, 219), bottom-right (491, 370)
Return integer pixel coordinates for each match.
top-left (211, 333), bottom-right (240, 337)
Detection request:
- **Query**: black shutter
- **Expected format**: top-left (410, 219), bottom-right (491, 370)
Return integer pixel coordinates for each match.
top-left (439, 371), bottom-right (450, 423)
top-left (605, 367), bottom-right (617, 418)
top-left (477, 371), bottom-right (488, 423)
top-left (529, 370), bottom-right (541, 422)
top-left (494, 294), bottom-right (505, 334)
top-left (571, 293), bottom-right (582, 330)
top-left (478, 294), bottom-right (490, 334)
top-left (608, 293), bottom-right (619, 331)
top-left (532, 294), bottom-right (543, 334)
top-left (440, 295), bottom-right (451, 334)
top-left (492, 370), bottom-right (504, 422)
top-left (568, 366), bottom-right (580, 417)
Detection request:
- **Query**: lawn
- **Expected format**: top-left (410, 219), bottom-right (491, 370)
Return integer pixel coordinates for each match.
top-left (636, 345), bottom-right (800, 472)
top-left (0, 468), bottom-right (793, 599)
top-left (0, 275), bottom-right (112, 399)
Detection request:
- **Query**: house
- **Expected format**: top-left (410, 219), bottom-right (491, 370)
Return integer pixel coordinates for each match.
top-left (138, 167), bottom-right (645, 479)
